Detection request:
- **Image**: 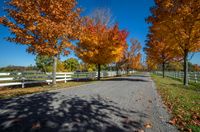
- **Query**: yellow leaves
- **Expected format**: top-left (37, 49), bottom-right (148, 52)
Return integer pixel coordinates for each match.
top-left (1, 0), bottom-right (82, 56)
top-left (120, 38), bottom-right (142, 70)
top-left (130, 54), bottom-right (142, 70)
top-left (144, 122), bottom-right (152, 128)
top-left (76, 21), bottom-right (128, 65)
top-left (147, 0), bottom-right (200, 60)
top-left (163, 0), bottom-right (173, 8)
top-left (178, 6), bottom-right (192, 15)
top-left (28, 25), bottom-right (36, 31)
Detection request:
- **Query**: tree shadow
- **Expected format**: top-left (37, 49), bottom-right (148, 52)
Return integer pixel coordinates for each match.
top-left (131, 75), bottom-right (150, 78)
top-left (101, 77), bottom-right (150, 82)
top-left (0, 92), bottom-right (147, 132)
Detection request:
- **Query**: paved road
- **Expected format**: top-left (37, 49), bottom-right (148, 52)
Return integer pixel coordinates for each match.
top-left (0, 72), bottom-right (177, 132)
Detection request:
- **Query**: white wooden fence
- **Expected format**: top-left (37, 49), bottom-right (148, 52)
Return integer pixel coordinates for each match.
top-left (0, 70), bottom-right (134, 88)
top-left (154, 71), bottom-right (200, 83)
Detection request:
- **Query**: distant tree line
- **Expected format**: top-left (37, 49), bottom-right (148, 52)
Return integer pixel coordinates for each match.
top-left (0, 65), bottom-right (37, 72)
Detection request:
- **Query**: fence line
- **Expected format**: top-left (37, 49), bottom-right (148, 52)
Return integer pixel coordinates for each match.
top-left (0, 70), bottom-right (134, 88)
top-left (154, 71), bottom-right (200, 83)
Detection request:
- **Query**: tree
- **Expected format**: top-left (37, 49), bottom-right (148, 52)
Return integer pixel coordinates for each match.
top-left (147, 0), bottom-right (200, 85)
top-left (146, 57), bottom-right (158, 71)
top-left (76, 18), bottom-right (128, 80)
top-left (63, 58), bottom-right (79, 72)
top-left (144, 31), bottom-right (181, 78)
top-left (193, 64), bottom-right (200, 72)
top-left (166, 62), bottom-right (183, 71)
top-left (35, 55), bottom-right (65, 72)
top-left (90, 8), bottom-right (114, 27)
top-left (115, 43), bottom-right (128, 75)
top-left (116, 39), bottom-right (142, 74)
top-left (0, 0), bottom-right (81, 85)
top-left (79, 63), bottom-right (96, 72)
top-left (127, 39), bottom-right (142, 72)
top-left (35, 55), bottom-right (53, 72)
top-left (0, 65), bottom-right (37, 72)
top-left (130, 54), bottom-right (142, 70)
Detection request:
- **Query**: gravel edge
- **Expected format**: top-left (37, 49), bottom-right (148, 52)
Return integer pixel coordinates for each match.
top-left (151, 77), bottom-right (179, 132)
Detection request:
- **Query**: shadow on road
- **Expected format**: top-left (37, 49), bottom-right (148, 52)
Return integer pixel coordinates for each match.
top-left (131, 75), bottom-right (150, 78)
top-left (0, 92), bottom-right (147, 132)
top-left (102, 77), bottom-right (150, 82)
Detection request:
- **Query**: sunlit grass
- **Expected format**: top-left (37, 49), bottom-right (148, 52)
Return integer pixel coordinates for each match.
top-left (151, 74), bottom-right (200, 132)
top-left (0, 81), bottom-right (94, 99)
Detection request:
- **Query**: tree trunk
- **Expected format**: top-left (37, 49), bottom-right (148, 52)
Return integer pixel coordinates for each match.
top-left (52, 55), bottom-right (57, 85)
top-left (162, 62), bottom-right (165, 78)
top-left (97, 64), bottom-right (101, 80)
top-left (126, 66), bottom-right (129, 75)
top-left (116, 64), bottom-right (119, 76)
top-left (183, 51), bottom-right (188, 86)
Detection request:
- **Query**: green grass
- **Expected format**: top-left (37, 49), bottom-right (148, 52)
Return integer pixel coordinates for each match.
top-left (151, 74), bottom-right (200, 132)
top-left (0, 81), bottom-right (94, 99)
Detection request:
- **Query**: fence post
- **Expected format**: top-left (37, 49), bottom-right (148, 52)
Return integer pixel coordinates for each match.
top-left (21, 77), bottom-right (25, 88)
top-left (77, 73), bottom-right (79, 81)
top-left (195, 73), bottom-right (197, 83)
top-left (64, 73), bottom-right (67, 83)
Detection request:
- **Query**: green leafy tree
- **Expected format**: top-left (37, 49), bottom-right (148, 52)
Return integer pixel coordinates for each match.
top-left (35, 55), bottom-right (65, 72)
top-left (79, 63), bottom-right (96, 72)
top-left (35, 55), bottom-right (53, 72)
top-left (63, 58), bottom-right (80, 72)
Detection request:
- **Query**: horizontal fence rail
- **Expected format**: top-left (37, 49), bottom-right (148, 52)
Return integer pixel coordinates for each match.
top-left (154, 71), bottom-right (200, 83)
top-left (0, 70), bottom-right (134, 88)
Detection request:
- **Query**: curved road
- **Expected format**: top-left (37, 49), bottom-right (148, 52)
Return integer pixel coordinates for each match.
top-left (0, 72), bottom-right (178, 132)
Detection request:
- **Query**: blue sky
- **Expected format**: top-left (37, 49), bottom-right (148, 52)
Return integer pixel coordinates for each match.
top-left (0, 0), bottom-right (199, 67)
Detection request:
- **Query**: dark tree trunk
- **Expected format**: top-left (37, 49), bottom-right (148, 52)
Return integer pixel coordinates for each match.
top-left (116, 64), bottom-right (119, 76)
top-left (162, 62), bottom-right (165, 78)
top-left (97, 64), bottom-right (101, 80)
top-left (126, 65), bottom-right (129, 75)
top-left (52, 55), bottom-right (57, 85)
top-left (183, 51), bottom-right (188, 86)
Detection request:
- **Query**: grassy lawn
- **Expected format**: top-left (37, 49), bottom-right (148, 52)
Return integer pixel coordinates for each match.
top-left (0, 81), bottom-right (94, 99)
top-left (151, 74), bottom-right (200, 132)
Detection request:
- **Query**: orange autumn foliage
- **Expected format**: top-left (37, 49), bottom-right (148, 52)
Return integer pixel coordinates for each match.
top-left (130, 54), bottom-right (142, 70)
top-left (76, 19), bottom-right (128, 65)
top-left (148, 0), bottom-right (200, 54)
top-left (147, 0), bottom-right (200, 84)
top-left (129, 39), bottom-right (142, 70)
top-left (193, 64), bottom-right (200, 72)
top-left (145, 36), bottom-right (179, 67)
top-left (146, 57), bottom-right (158, 71)
top-left (117, 39), bottom-right (142, 72)
top-left (0, 0), bottom-right (81, 56)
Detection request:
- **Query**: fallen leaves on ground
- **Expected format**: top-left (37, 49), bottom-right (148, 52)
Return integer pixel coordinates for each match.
top-left (144, 122), bottom-right (152, 128)
top-left (152, 75), bottom-right (200, 131)
top-left (137, 129), bottom-right (144, 132)
top-left (168, 117), bottom-right (177, 125)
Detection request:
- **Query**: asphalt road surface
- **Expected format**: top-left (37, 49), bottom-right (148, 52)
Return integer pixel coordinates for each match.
top-left (0, 72), bottom-right (178, 132)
